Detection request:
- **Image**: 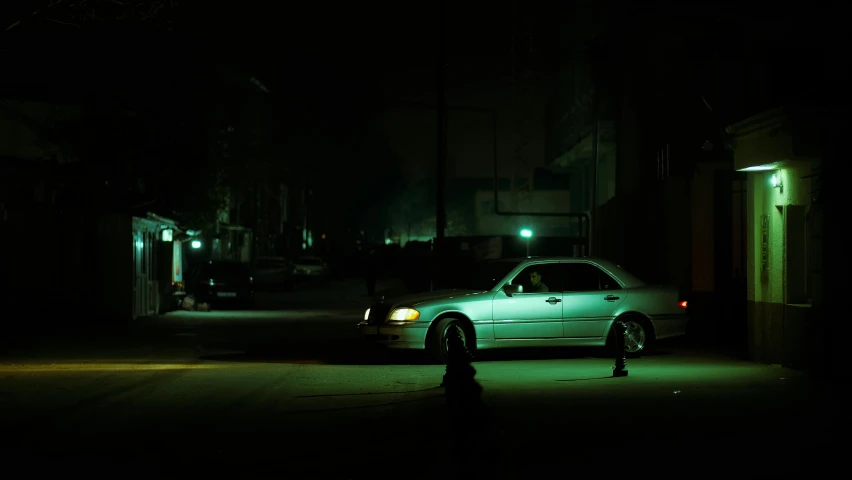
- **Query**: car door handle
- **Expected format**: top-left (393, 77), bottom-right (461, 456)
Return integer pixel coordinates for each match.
top-left (605, 295), bottom-right (620, 301)
top-left (546, 297), bottom-right (562, 304)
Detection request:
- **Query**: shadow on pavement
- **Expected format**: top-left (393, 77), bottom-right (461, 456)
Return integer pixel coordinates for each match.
top-left (473, 346), bottom-right (673, 362)
top-left (198, 341), bottom-right (435, 365)
top-left (554, 375), bottom-right (616, 382)
top-left (197, 338), bottom-right (683, 366)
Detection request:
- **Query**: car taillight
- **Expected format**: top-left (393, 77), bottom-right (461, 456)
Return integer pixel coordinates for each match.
top-left (679, 301), bottom-right (688, 309)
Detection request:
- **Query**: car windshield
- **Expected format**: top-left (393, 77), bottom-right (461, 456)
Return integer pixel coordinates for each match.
top-left (256, 259), bottom-right (288, 269)
top-left (444, 259), bottom-right (521, 291)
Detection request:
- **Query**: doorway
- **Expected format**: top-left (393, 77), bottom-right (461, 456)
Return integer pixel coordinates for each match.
top-left (714, 170), bottom-right (747, 352)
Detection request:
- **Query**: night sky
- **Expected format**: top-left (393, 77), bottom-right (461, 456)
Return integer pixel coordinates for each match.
top-left (1, 0), bottom-right (846, 233)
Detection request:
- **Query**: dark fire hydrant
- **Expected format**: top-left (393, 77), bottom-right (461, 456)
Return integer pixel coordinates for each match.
top-left (612, 319), bottom-right (628, 377)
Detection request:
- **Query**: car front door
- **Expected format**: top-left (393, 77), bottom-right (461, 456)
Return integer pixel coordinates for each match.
top-left (560, 262), bottom-right (626, 338)
top-left (493, 262), bottom-right (564, 339)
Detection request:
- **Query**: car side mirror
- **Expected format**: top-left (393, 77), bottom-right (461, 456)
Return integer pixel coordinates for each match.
top-left (503, 284), bottom-right (522, 296)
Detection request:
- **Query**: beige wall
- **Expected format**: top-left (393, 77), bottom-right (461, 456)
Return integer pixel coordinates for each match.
top-left (746, 164), bottom-right (812, 303)
top-left (732, 113), bottom-right (819, 366)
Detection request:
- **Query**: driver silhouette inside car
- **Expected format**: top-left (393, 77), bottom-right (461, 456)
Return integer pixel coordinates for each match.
top-left (528, 269), bottom-right (549, 293)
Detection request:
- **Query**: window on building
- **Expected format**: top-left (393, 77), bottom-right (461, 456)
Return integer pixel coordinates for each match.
top-left (785, 205), bottom-right (808, 305)
top-left (481, 200), bottom-right (507, 215)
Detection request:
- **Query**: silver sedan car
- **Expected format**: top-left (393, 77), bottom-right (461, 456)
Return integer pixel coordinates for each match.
top-left (358, 257), bottom-right (688, 361)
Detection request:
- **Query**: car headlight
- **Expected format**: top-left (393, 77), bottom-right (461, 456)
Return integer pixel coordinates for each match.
top-left (389, 308), bottom-right (420, 321)
top-left (364, 308), bottom-right (371, 321)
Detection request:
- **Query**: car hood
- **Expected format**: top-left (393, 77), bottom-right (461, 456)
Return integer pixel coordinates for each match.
top-left (388, 289), bottom-right (484, 307)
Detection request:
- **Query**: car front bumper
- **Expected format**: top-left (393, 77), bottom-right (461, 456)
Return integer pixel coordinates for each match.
top-left (358, 323), bottom-right (429, 350)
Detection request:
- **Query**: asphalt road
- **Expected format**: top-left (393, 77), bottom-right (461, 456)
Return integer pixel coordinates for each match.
top-left (0, 280), bottom-right (843, 478)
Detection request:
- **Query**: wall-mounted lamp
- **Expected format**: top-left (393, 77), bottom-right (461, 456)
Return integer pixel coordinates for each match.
top-left (161, 229), bottom-right (174, 242)
top-left (770, 172), bottom-right (782, 191)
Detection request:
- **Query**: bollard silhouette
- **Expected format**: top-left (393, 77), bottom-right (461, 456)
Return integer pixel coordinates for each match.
top-left (443, 325), bottom-right (478, 390)
top-left (612, 319), bottom-right (628, 377)
top-left (443, 325), bottom-right (489, 479)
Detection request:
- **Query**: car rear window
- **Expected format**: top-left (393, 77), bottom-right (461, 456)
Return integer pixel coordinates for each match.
top-left (201, 262), bottom-right (249, 277)
top-left (297, 257), bottom-right (322, 266)
top-left (257, 260), bottom-right (287, 269)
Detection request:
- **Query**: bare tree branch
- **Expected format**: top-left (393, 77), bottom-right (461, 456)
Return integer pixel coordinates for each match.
top-left (5, 0), bottom-right (184, 33)
top-left (4, 0), bottom-right (71, 31)
top-left (45, 17), bottom-right (79, 27)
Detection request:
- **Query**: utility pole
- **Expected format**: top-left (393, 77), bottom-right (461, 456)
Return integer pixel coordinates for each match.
top-left (509, 2), bottom-right (535, 216)
top-left (436, 0), bottom-right (447, 241)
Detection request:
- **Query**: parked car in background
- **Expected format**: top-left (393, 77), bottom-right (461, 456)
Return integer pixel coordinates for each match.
top-left (359, 257), bottom-right (689, 362)
top-left (251, 256), bottom-right (295, 291)
top-left (293, 256), bottom-right (329, 282)
top-left (194, 260), bottom-right (254, 307)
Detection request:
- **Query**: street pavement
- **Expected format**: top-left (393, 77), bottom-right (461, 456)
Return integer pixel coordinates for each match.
top-left (0, 279), bottom-right (842, 478)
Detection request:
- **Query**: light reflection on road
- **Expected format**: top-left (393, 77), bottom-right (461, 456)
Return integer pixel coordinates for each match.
top-left (0, 361), bottom-right (226, 373)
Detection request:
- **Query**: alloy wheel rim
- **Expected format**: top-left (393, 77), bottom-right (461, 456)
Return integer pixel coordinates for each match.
top-left (623, 320), bottom-right (646, 353)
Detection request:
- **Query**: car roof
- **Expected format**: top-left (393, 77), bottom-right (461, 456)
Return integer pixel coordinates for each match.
top-left (499, 256), bottom-right (612, 265)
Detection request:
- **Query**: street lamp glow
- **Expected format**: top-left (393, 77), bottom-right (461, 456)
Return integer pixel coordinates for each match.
top-left (190, 240), bottom-right (202, 249)
top-left (520, 228), bottom-right (533, 256)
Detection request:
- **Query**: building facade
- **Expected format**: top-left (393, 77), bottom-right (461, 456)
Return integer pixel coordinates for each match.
top-left (727, 107), bottom-right (822, 370)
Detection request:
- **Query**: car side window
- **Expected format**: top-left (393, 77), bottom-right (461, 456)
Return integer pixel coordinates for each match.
top-left (562, 263), bottom-right (605, 292)
top-left (510, 263), bottom-right (562, 294)
top-left (597, 269), bottom-right (621, 290)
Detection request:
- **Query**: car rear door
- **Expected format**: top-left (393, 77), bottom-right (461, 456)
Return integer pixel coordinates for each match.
top-left (560, 262), bottom-right (626, 338)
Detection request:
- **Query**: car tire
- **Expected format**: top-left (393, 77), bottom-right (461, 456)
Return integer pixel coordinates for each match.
top-left (607, 316), bottom-right (654, 358)
top-left (429, 317), bottom-right (472, 364)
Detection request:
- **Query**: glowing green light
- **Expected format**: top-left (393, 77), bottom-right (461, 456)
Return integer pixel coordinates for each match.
top-left (520, 229), bottom-right (533, 238)
top-left (190, 240), bottom-right (202, 249)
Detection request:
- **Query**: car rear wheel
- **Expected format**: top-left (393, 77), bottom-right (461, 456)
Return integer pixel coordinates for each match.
top-left (623, 318), bottom-right (649, 354)
top-left (608, 316), bottom-right (654, 357)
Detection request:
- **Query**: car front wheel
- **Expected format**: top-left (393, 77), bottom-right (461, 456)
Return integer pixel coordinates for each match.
top-left (429, 317), bottom-right (471, 364)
